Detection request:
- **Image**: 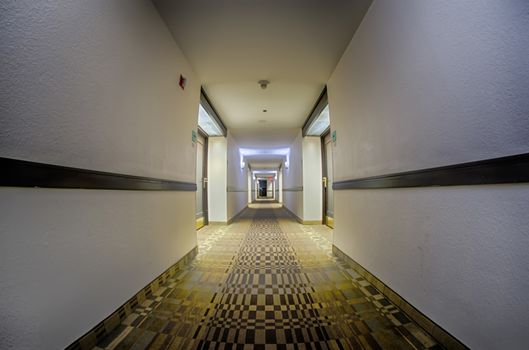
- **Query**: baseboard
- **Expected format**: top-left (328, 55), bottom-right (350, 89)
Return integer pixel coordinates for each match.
top-left (208, 221), bottom-right (228, 225)
top-left (206, 206), bottom-right (249, 227)
top-left (282, 205), bottom-right (303, 224)
top-left (302, 220), bottom-right (322, 225)
top-left (65, 246), bottom-right (199, 350)
top-left (227, 205), bottom-right (248, 225)
top-left (282, 206), bottom-right (323, 225)
top-left (332, 245), bottom-right (469, 350)
top-left (325, 216), bottom-right (334, 228)
top-left (196, 216), bottom-right (205, 230)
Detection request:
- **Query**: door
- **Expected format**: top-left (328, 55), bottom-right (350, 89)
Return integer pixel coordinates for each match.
top-left (258, 179), bottom-right (267, 198)
top-left (322, 132), bottom-right (334, 228)
top-left (195, 131), bottom-right (208, 229)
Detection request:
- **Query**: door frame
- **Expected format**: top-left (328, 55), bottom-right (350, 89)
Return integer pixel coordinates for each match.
top-left (258, 179), bottom-right (267, 198)
top-left (321, 129), bottom-right (333, 228)
top-left (197, 128), bottom-right (209, 228)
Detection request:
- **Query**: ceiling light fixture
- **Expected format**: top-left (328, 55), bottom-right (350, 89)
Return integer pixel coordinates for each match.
top-left (252, 170), bottom-right (278, 181)
top-left (258, 80), bottom-right (269, 90)
top-left (239, 148), bottom-right (290, 169)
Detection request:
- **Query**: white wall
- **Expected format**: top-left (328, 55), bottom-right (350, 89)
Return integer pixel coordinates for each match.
top-left (282, 130), bottom-right (303, 220)
top-left (267, 179), bottom-right (274, 198)
top-left (302, 137), bottom-right (322, 222)
top-left (328, 1), bottom-right (529, 349)
top-left (208, 137), bottom-right (228, 222)
top-left (0, 1), bottom-right (198, 180)
top-left (247, 170), bottom-right (252, 204)
top-left (227, 132), bottom-right (247, 220)
top-left (0, 1), bottom-right (199, 348)
top-left (329, 0), bottom-right (529, 181)
top-left (0, 189), bottom-right (196, 349)
top-left (250, 174), bottom-right (256, 201)
top-left (278, 168), bottom-right (283, 203)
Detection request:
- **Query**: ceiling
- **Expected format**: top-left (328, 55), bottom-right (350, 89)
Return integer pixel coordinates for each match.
top-left (248, 160), bottom-right (280, 170)
top-left (246, 155), bottom-right (284, 170)
top-left (230, 128), bottom-right (299, 149)
top-left (154, 0), bottom-right (372, 131)
top-left (231, 128), bottom-right (297, 169)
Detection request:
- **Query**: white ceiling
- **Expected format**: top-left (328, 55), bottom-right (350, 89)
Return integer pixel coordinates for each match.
top-left (230, 128), bottom-right (299, 149)
top-left (245, 154), bottom-right (284, 170)
top-left (154, 0), bottom-right (372, 131)
top-left (249, 162), bottom-right (282, 170)
top-left (231, 128), bottom-right (296, 169)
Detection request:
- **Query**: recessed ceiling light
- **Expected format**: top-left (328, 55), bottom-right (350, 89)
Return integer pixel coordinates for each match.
top-left (262, 109), bottom-right (267, 112)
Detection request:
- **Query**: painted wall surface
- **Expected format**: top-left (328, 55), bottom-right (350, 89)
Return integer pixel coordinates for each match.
top-left (0, 0), bottom-right (199, 181)
top-left (278, 169), bottom-right (283, 203)
top-left (247, 171), bottom-right (252, 204)
top-left (208, 137), bottom-right (228, 222)
top-left (267, 179), bottom-right (274, 198)
top-left (302, 137), bottom-right (322, 222)
top-left (282, 130), bottom-right (303, 220)
top-left (251, 176), bottom-right (256, 201)
top-left (0, 1), bottom-right (199, 348)
top-left (328, 0), bottom-right (529, 181)
top-left (227, 132), bottom-right (247, 220)
top-left (328, 1), bottom-right (529, 349)
top-left (0, 189), bottom-right (196, 349)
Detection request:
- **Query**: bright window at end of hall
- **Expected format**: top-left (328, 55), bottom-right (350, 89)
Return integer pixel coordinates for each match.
top-left (306, 104), bottom-right (330, 136)
top-left (198, 104), bottom-right (223, 136)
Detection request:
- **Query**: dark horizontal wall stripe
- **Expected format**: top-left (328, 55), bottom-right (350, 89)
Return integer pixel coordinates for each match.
top-left (227, 188), bottom-right (247, 192)
top-left (333, 153), bottom-right (529, 190)
top-left (283, 187), bottom-right (303, 192)
top-left (0, 157), bottom-right (197, 191)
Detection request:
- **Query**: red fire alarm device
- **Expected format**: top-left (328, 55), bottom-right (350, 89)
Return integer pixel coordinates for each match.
top-left (179, 75), bottom-right (187, 90)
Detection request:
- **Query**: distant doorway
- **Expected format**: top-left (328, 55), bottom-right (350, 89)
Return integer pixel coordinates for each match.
top-left (258, 179), bottom-right (267, 198)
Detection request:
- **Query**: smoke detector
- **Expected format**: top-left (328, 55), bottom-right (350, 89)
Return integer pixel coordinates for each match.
top-left (258, 80), bottom-right (270, 90)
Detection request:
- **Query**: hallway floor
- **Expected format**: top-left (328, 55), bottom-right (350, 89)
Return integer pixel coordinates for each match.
top-left (94, 208), bottom-right (439, 350)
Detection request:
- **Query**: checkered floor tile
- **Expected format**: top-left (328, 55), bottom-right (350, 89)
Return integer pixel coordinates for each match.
top-left (93, 207), bottom-right (440, 350)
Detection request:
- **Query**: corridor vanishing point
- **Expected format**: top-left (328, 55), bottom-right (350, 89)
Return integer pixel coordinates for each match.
top-left (1, 1), bottom-right (529, 350)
